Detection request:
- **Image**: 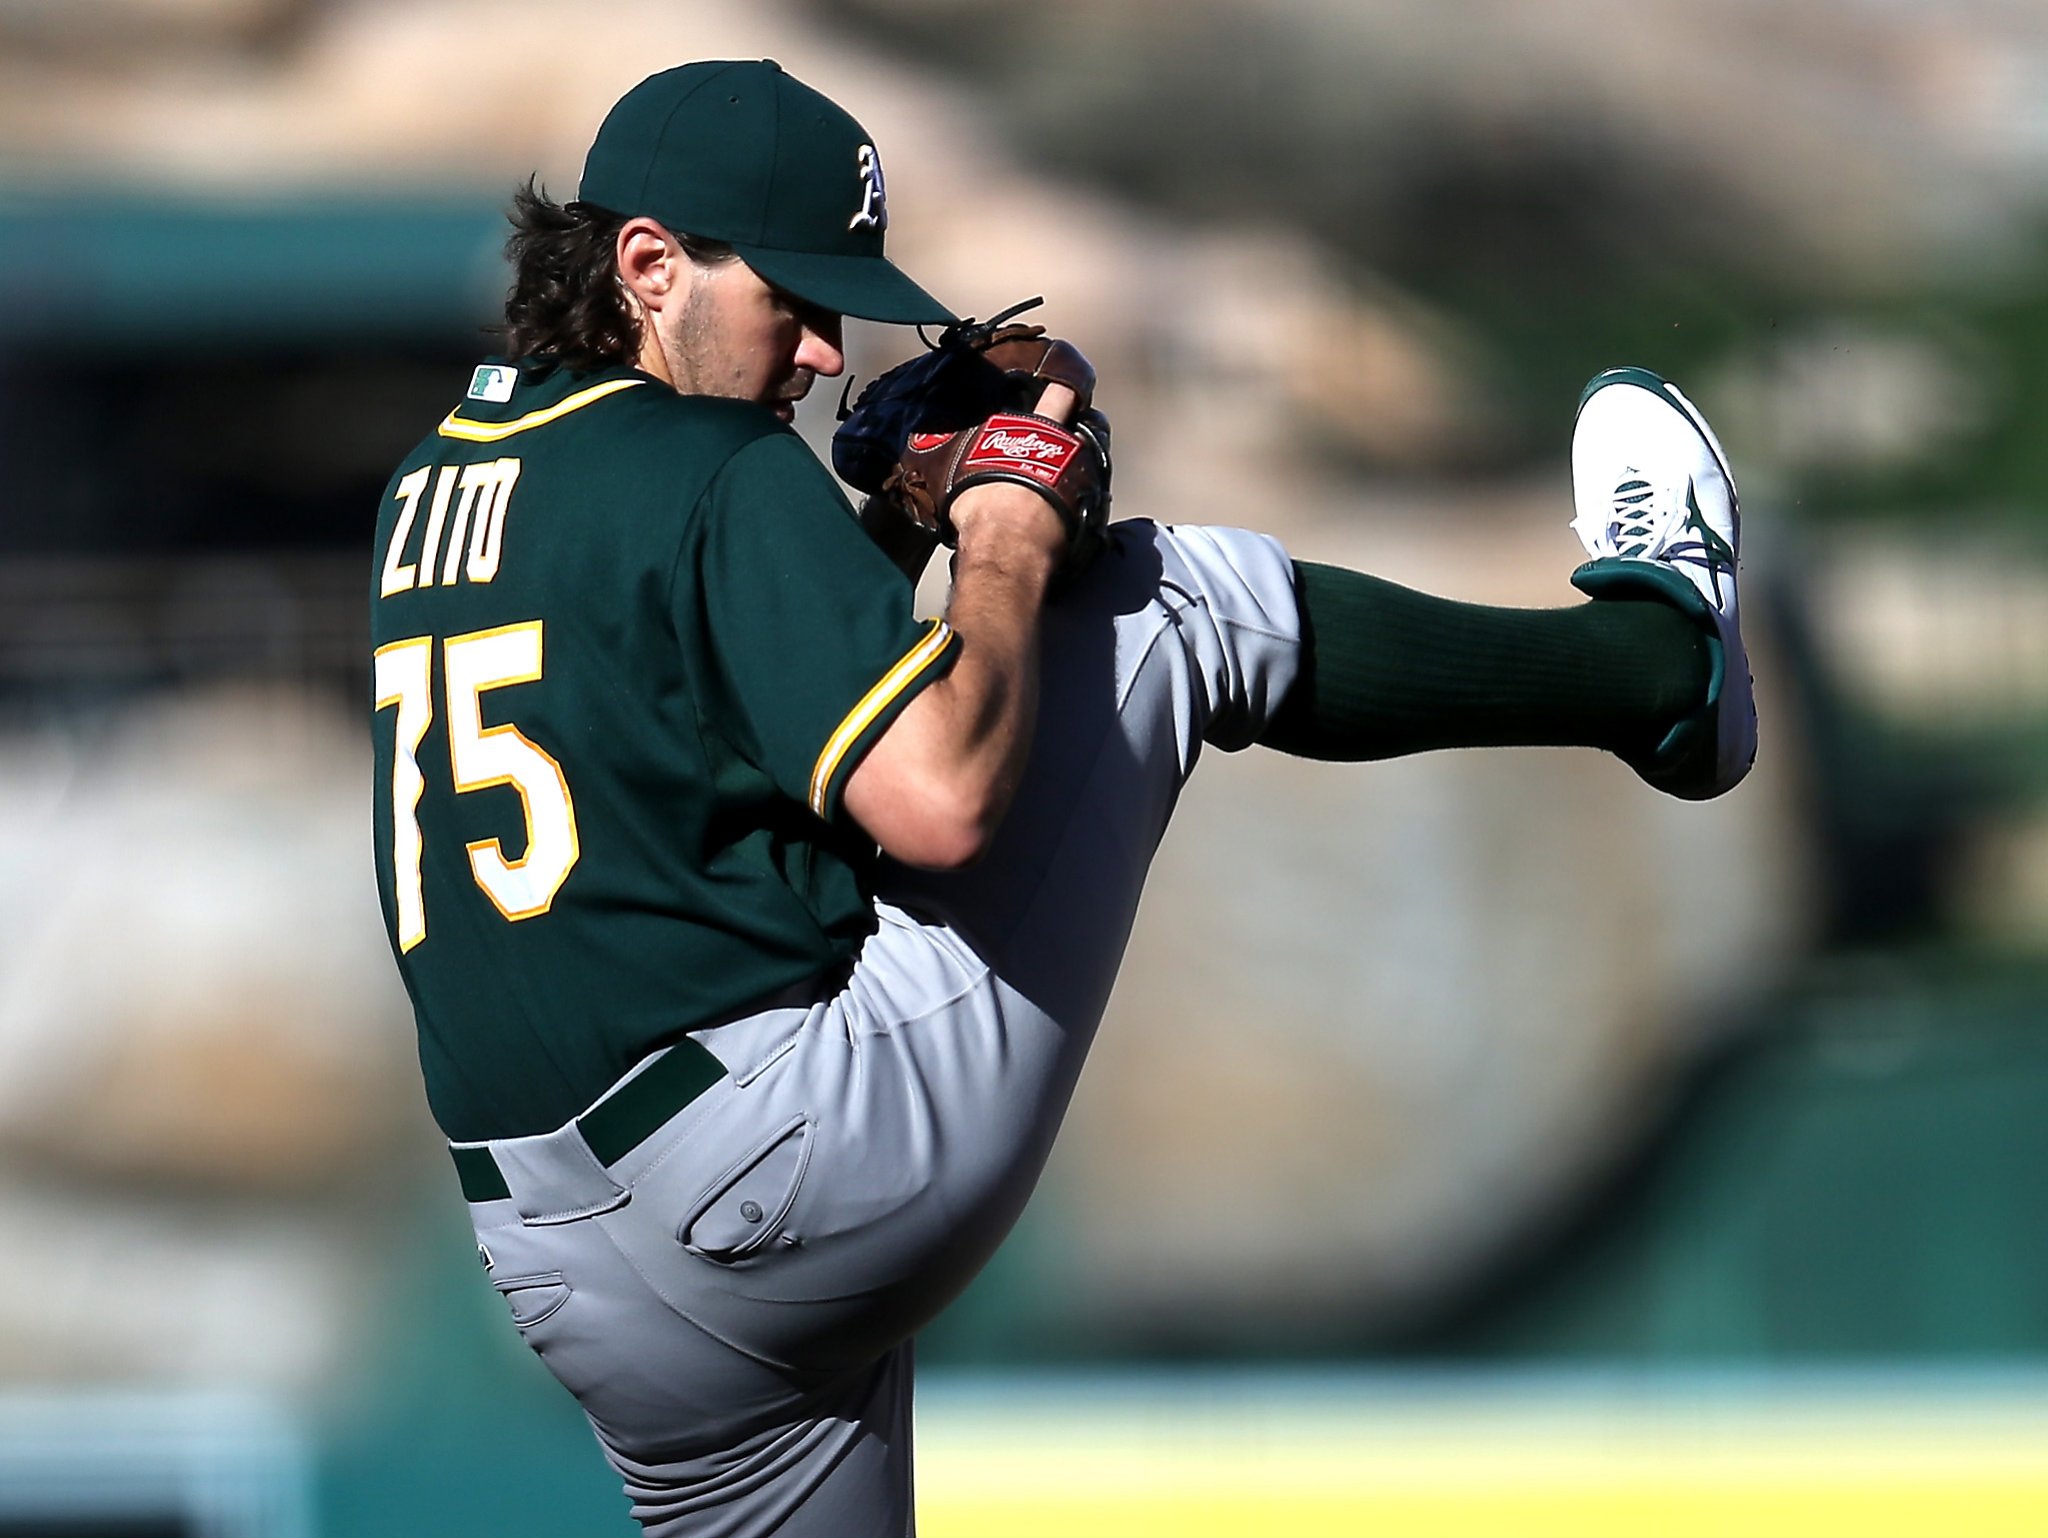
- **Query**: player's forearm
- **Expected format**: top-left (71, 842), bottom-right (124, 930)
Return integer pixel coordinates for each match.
top-left (843, 499), bottom-right (1060, 868)
top-left (929, 519), bottom-right (1058, 820)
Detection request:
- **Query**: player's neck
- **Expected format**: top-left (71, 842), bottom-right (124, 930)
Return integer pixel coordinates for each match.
top-left (632, 330), bottom-right (677, 390)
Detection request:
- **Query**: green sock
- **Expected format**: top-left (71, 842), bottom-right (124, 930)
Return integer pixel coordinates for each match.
top-left (1258, 561), bottom-right (1712, 763)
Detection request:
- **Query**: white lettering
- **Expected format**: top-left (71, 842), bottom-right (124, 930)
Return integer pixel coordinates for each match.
top-left (379, 467), bottom-right (430, 597)
top-left (379, 459), bottom-right (521, 595)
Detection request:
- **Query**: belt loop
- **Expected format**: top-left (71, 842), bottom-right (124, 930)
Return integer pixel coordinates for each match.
top-left (486, 1125), bottom-right (631, 1225)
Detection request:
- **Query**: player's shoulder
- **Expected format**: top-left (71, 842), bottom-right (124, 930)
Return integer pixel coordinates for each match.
top-left (396, 355), bottom-right (839, 516)
top-left (611, 377), bottom-right (786, 448)
top-left (437, 357), bottom-right (777, 449)
top-left (615, 388), bottom-right (845, 514)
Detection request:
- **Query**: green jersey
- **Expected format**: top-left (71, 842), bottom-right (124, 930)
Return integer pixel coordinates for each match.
top-left (369, 359), bottom-right (959, 1141)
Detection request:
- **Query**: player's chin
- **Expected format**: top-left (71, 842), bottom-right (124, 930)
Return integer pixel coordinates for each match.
top-left (770, 400), bottom-right (797, 425)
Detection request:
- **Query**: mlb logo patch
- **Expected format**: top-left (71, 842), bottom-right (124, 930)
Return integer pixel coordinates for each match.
top-left (468, 364), bottom-right (517, 404)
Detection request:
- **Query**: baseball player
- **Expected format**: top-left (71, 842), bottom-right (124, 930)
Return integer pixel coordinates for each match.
top-left (369, 60), bottom-right (1752, 1537)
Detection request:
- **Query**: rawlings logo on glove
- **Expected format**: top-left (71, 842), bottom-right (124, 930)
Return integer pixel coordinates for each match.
top-left (833, 298), bottom-right (1112, 575)
top-left (968, 417), bottom-right (1082, 475)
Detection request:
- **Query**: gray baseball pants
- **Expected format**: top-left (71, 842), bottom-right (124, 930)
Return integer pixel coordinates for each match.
top-left (459, 521), bottom-right (1304, 1536)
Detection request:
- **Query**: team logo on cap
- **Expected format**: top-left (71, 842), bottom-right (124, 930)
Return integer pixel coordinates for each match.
top-left (849, 144), bottom-right (888, 232)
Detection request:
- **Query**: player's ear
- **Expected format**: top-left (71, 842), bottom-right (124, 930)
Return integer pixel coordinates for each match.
top-left (616, 218), bottom-right (678, 311)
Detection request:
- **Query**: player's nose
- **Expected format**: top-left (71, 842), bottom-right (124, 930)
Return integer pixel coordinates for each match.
top-left (796, 315), bottom-right (845, 378)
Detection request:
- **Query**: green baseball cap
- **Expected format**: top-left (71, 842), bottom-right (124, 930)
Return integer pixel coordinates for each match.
top-left (579, 60), bottom-right (955, 325)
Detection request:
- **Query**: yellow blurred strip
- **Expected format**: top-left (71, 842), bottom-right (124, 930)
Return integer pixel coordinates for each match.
top-left (924, 1482), bottom-right (2048, 1538)
top-left (916, 1392), bottom-right (2048, 1538)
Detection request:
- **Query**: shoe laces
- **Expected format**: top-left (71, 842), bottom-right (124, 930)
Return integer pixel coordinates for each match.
top-left (1575, 472), bottom-right (1735, 611)
top-left (1603, 476), bottom-right (1664, 558)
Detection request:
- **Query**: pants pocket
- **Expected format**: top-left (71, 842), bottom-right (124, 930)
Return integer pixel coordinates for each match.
top-left (493, 1269), bottom-right (571, 1329)
top-left (679, 1115), bottom-right (813, 1263)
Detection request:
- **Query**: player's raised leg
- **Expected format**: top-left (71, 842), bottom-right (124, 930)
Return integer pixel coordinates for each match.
top-left (1254, 367), bottom-right (1750, 799)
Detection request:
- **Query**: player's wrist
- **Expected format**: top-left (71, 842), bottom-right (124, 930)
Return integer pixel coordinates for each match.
top-left (948, 484), bottom-right (1065, 578)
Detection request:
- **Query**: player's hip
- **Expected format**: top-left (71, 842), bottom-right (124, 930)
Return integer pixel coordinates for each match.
top-left (457, 909), bottom-right (1083, 1379)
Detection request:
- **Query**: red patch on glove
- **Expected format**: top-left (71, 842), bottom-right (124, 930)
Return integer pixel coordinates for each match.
top-left (960, 414), bottom-right (1081, 488)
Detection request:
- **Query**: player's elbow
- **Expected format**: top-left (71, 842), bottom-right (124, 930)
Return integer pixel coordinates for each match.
top-left (844, 715), bottom-right (1016, 869)
top-left (869, 778), bottom-right (1003, 870)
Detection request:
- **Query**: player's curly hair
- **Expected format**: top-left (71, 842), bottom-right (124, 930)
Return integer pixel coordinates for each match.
top-left (498, 178), bottom-right (735, 371)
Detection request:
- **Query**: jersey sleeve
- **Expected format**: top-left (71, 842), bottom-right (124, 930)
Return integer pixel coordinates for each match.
top-left (683, 431), bottom-right (960, 825)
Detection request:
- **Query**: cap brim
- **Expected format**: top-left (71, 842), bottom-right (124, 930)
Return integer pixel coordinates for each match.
top-left (735, 244), bottom-right (955, 325)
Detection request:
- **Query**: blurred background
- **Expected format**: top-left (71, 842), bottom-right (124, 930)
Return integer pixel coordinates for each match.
top-left (3, 0), bottom-right (2048, 1532)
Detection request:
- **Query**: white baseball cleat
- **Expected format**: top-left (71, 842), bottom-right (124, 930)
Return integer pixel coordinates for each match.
top-left (1569, 366), bottom-right (1755, 799)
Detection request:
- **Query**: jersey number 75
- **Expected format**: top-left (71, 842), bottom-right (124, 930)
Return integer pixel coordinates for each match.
top-left (374, 620), bottom-right (579, 952)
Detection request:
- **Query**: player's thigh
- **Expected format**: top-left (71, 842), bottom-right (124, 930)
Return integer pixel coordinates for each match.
top-left (604, 1344), bottom-right (915, 1538)
top-left (487, 1196), bottom-right (917, 1538)
top-left (471, 1191), bottom-right (812, 1465)
top-left (881, 519), bottom-right (1302, 1024)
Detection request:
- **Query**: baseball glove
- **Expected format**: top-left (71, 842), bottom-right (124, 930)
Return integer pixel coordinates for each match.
top-left (833, 298), bottom-right (1113, 571)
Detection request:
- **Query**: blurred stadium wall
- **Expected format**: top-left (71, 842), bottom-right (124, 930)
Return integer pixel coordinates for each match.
top-left (0, 0), bottom-right (2046, 1533)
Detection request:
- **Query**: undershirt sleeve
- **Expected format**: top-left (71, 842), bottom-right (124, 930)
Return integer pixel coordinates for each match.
top-left (682, 430), bottom-right (959, 824)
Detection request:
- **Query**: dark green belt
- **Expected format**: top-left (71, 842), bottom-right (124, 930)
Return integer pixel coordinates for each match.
top-left (450, 1037), bottom-right (728, 1204)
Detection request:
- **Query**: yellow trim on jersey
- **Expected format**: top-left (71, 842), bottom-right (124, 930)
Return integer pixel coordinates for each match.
top-left (808, 620), bottom-right (957, 816)
top-left (437, 377), bottom-right (647, 442)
